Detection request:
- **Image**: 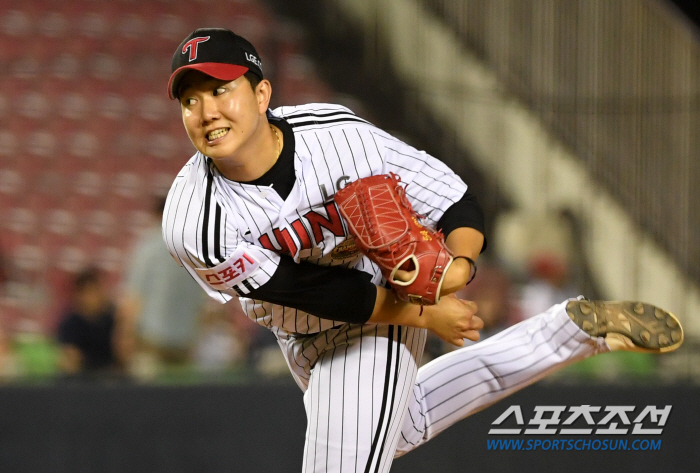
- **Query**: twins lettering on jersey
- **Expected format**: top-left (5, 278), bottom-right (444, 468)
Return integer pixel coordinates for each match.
top-left (164, 103), bottom-right (468, 329)
top-left (257, 201), bottom-right (358, 259)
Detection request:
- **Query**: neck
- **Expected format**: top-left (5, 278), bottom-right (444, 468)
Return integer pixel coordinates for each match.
top-left (212, 118), bottom-right (283, 182)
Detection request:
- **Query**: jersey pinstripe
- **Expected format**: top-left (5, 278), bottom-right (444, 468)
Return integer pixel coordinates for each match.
top-left (163, 103), bottom-right (468, 335)
top-left (275, 300), bottom-right (607, 472)
top-left (164, 100), bottom-right (605, 473)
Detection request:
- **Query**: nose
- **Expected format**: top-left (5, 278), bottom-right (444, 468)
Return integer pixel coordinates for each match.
top-left (200, 95), bottom-right (220, 124)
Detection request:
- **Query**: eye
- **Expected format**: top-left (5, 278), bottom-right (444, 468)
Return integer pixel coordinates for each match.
top-left (181, 97), bottom-right (196, 106)
top-left (213, 87), bottom-right (226, 96)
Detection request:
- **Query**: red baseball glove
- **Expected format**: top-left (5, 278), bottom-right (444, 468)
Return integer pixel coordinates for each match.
top-left (334, 173), bottom-right (453, 305)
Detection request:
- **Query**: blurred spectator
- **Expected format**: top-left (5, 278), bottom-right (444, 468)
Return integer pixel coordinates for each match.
top-left (56, 267), bottom-right (120, 376)
top-left (458, 259), bottom-right (520, 338)
top-left (0, 246), bottom-right (9, 380)
top-left (0, 322), bottom-right (12, 381)
top-left (117, 196), bottom-right (206, 380)
top-left (193, 299), bottom-right (248, 375)
top-left (0, 240), bottom-right (6, 289)
top-left (246, 324), bottom-right (289, 378)
top-left (493, 209), bottom-right (584, 319)
top-left (423, 259), bottom-right (519, 361)
top-left (0, 236), bottom-right (57, 380)
top-left (456, 259), bottom-right (521, 351)
top-left (518, 251), bottom-right (581, 319)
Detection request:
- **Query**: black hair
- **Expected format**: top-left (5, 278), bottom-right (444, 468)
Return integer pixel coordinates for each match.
top-left (244, 71), bottom-right (261, 91)
top-left (74, 267), bottom-right (101, 291)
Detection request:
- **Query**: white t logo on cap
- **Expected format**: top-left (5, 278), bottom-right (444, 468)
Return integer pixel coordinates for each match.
top-left (182, 36), bottom-right (210, 61)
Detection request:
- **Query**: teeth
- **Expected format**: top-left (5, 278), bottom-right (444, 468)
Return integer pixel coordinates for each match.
top-left (208, 128), bottom-right (228, 141)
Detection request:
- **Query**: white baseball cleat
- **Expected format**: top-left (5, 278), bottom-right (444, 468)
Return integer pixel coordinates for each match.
top-left (566, 300), bottom-right (684, 353)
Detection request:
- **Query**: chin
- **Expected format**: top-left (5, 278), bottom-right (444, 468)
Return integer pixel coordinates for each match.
top-left (205, 147), bottom-right (241, 164)
top-left (205, 147), bottom-right (232, 160)
top-left (197, 135), bottom-right (242, 160)
top-left (198, 142), bottom-right (223, 157)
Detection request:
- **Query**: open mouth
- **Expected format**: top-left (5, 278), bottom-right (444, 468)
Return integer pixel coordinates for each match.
top-left (207, 128), bottom-right (229, 141)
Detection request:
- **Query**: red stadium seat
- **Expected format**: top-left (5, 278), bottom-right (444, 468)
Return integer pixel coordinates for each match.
top-left (96, 246), bottom-right (125, 274)
top-left (96, 92), bottom-right (129, 122)
top-left (57, 91), bottom-right (92, 122)
top-left (36, 10), bottom-right (70, 39)
top-left (0, 0), bottom-right (348, 333)
top-left (55, 244), bottom-right (89, 274)
top-left (88, 52), bottom-right (123, 83)
top-left (45, 208), bottom-right (78, 238)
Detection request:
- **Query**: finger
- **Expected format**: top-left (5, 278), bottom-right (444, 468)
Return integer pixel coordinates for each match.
top-left (392, 269), bottom-right (416, 283)
top-left (468, 315), bottom-right (484, 331)
top-left (454, 298), bottom-right (478, 312)
top-left (451, 337), bottom-right (465, 347)
top-left (463, 330), bottom-right (480, 342)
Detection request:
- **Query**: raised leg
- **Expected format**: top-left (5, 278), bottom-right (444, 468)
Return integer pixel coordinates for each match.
top-left (395, 300), bottom-right (607, 455)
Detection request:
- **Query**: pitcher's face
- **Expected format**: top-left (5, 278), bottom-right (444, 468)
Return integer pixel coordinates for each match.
top-left (179, 72), bottom-right (267, 164)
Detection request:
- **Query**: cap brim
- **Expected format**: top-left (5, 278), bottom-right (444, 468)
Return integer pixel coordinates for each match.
top-left (168, 63), bottom-right (250, 99)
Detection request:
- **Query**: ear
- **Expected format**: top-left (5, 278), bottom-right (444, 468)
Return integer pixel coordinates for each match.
top-left (255, 79), bottom-right (273, 115)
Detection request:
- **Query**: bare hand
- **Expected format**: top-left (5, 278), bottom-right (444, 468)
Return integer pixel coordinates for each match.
top-left (392, 267), bottom-right (415, 283)
top-left (423, 295), bottom-right (483, 346)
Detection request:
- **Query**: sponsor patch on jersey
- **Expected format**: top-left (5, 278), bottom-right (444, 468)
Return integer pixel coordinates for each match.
top-left (194, 247), bottom-right (259, 290)
top-left (331, 237), bottom-right (360, 260)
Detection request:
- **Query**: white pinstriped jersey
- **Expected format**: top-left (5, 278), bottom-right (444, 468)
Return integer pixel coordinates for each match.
top-left (163, 103), bottom-right (468, 335)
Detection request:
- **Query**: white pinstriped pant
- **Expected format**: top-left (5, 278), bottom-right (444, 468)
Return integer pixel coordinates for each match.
top-left (276, 300), bottom-right (609, 473)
